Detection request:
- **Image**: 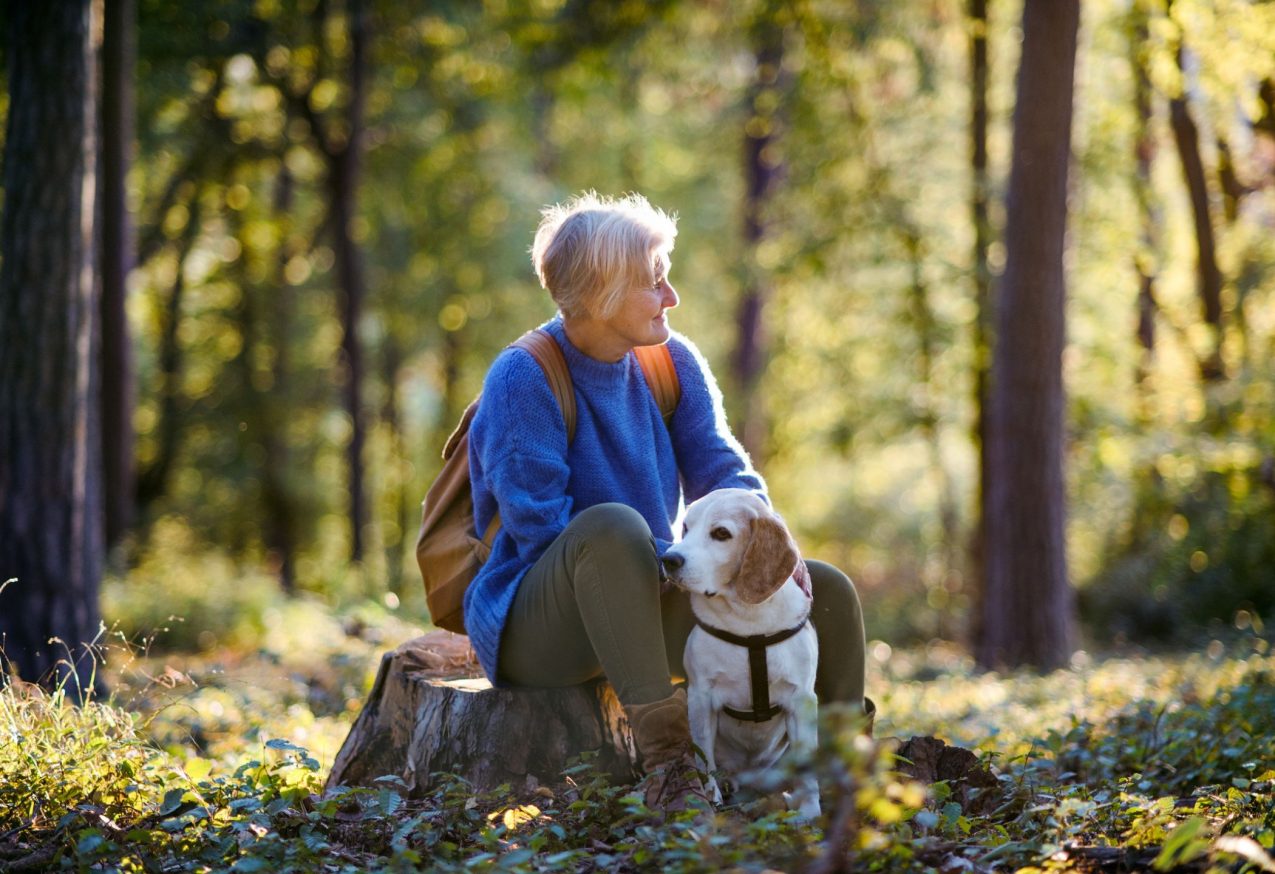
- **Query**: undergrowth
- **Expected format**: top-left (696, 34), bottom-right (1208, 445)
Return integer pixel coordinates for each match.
top-left (2, 633), bottom-right (1274, 872)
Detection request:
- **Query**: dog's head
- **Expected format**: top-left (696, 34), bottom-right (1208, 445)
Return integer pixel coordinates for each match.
top-left (662, 488), bottom-right (799, 605)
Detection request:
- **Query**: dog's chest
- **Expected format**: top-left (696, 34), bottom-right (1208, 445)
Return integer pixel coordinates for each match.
top-left (685, 626), bottom-right (816, 760)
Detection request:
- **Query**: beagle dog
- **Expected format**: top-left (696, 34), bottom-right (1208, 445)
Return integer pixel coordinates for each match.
top-left (661, 488), bottom-right (820, 819)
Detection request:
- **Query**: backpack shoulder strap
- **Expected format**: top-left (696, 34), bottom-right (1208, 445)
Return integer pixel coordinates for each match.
top-left (634, 343), bottom-right (681, 423)
top-left (510, 328), bottom-right (577, 442)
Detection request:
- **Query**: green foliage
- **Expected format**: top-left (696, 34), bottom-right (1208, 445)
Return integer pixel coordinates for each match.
top-left (1082, 461), bottom-right (1275, 645)
top-left (6, 642), bottom-right (1275, 871)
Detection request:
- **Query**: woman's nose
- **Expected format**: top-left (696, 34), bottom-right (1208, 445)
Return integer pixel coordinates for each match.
top-left (661, 280), bottom-right (679, 309)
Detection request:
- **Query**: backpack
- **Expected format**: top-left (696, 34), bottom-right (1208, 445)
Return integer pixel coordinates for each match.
top-left (416, 328), bottom-right (682, 634)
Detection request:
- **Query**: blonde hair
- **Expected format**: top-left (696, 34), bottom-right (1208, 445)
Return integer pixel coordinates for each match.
top-left (531, 191), bottom-right (678, 319)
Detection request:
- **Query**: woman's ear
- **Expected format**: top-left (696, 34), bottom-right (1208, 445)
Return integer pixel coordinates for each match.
top-left (735, 512), bottom-right (799, 605)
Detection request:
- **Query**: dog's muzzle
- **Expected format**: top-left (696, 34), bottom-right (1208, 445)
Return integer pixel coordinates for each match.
top-left (659, 551), bottom-right (684, 585)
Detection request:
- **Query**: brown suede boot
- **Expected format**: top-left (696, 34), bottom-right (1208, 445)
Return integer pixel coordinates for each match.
top-left (624, 688), bottom-right (713, 815)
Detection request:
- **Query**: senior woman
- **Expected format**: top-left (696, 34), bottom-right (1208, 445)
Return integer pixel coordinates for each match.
top-left (464, 192), bottom-right (870, 813)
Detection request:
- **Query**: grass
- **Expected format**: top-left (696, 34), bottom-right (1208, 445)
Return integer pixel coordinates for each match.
top-left (2, 583), bottom-right (1274, 871)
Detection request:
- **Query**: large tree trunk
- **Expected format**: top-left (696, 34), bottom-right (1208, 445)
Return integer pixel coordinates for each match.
top-left (327, 634), bottom-right (638, 795)
top-left (99, 0), bottom-right (136, 553)
top-left (0, 0), bottom-right (104, 694)
top-left (976, 0), bottom-right (1078, 672)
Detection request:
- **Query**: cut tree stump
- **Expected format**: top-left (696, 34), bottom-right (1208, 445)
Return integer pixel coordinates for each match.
top-left (326, 632), bottom-right (638, 796)
top-left (327, 633), bottom-right (996, 809)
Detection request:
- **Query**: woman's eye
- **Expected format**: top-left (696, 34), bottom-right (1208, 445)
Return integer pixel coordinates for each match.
top-left (711, 527), bottom-right (732, 541)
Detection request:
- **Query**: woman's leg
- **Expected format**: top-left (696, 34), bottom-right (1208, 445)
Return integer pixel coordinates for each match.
top-left (498, 503), bottom-right (674, 706)
top-left (807, 559), bottom-right (867, 710)
top-left (499, 502), bottom-right (709, 812)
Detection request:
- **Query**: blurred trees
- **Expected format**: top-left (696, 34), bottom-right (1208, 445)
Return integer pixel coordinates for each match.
top-left (2, 0), bottom-right (1272, 654)
top-left (0, 0), bottom-right (104, 692)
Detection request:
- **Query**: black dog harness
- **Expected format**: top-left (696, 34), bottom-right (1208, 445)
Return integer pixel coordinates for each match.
top-left (695, 615), bottom-right (811, 723)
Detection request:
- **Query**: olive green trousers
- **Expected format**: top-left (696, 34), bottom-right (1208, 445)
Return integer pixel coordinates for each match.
top-left (498, 503), bottom-right (867, 709)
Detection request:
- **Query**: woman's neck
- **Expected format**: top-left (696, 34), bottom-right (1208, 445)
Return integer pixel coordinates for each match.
top-left (561, 315), bottom-right (630, 363)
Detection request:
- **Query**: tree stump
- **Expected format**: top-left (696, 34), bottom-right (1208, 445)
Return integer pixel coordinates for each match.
top-left (326, 632), bottom-right (638, 796)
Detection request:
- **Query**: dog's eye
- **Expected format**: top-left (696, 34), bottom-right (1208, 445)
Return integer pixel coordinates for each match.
top-left (682, 522), bottom-right (689, 537)
top-left (710, 527), bottom-right (732, 541)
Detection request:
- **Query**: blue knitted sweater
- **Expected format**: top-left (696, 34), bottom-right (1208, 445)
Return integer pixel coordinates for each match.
top-left (464, 316), bottom-right (766, 683)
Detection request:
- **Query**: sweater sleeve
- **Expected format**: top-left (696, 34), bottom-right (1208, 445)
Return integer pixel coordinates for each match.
top-left (665, 332), bottom-right (768, 505)
top-left (468, 348), bottom-right (573, 565)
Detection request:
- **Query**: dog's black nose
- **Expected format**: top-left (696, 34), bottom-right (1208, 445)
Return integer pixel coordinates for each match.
top-left (660, 553), bottom-right (684, 576)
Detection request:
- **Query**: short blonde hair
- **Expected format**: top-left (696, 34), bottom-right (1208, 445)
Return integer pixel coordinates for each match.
top-left (531, 191), bottom-right (678, 319)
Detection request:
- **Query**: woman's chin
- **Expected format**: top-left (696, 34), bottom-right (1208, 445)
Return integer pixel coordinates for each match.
top-left (649, 317), bottom-right (671, 343)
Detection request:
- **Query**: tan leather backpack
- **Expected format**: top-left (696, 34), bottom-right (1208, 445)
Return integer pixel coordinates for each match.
top-left (416, 328), bottom-right (681, 633)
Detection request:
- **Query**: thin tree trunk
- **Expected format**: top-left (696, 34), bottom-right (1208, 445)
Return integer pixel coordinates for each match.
top-left (968, 0), bottom-right (991, 646)
top-left (0, 0), bottom-right (104, 694)
top-left (1166, 39), bottom-right (1224, 381)
top-left (100, 0), bottom-right (136, 553)
top-left (262, 167), bottom-right (299, 593)
top-left (903, 228), bottom-right (959, 639)
top-left (327, 0), bottom-right (370, 563)
top-left (977, 0), bottom-right (1079, 672)
top-left (381, 335), bottom-right (405, 597)
top-left (1131, 2), bottom-right (1158, 421)
top-left (135, 197), bottom-right (201, 512)
top-left (733, 14), bottom-right (786, 462)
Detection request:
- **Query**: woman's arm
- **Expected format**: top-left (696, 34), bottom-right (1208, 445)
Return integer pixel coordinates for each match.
top-left (665, 332), bottom-right (768, 505)
top-left (469, 348), bottom-right (574, 564)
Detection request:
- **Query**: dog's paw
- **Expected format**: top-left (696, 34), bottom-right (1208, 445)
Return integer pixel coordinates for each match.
top-left (706, 776), bottom-right (723, 805)
top-left (782, 789), bottom-right (822, 822)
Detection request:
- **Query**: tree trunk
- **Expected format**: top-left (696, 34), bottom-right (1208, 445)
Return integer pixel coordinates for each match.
top-left (0, 0), bottom-right (104, 694)
top-left (1131, 2), bottom-right (1159, 423)
top-left (263, 167), bottom-right (299, 593)
top-left (968, 0), bottom-right (991, 646)
top-left (733, 11), bottom-right (787, 463)
top-left (328, 0), bottom-right (371, 563)
top-left (1166, 40), bottom-right (1224, 381)
top-left (135, 197), bottom-right (201, 513)
top-left (326, 633), bottom-right (638, 795)
top-left (976, 0), bottom-right (1078, 672)
top-left (903, 226), bottom-right (959, 639)
top-left (99, 0), bottom-right (136, 553)
top-left (380, 335), bottom-right (406, 597)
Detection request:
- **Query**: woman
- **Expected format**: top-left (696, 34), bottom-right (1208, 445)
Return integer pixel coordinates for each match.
top-left (464, 192), bottom-right (869, 813)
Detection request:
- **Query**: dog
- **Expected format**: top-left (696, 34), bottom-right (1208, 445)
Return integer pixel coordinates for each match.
top-left (661, 488), bottom-right (821, 819)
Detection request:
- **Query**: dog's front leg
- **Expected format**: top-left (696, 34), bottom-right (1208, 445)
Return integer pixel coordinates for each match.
top-left (785, 691), bottom-right (821, 820)
top-left (686, 685), bottom-right (723, 805)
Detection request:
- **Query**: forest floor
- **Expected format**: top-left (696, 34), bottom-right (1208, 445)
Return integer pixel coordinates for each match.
top-left (2, 597), bottom-right (1273, 872)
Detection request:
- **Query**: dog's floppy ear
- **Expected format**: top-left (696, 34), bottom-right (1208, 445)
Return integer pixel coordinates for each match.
top-left (735, 512), bottom-right (800, 605)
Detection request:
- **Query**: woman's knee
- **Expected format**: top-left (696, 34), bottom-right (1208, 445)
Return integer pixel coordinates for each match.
top-left (564, 503), bottom-right (658, 578)
top-left (807, 560), bottom-right (864, 627)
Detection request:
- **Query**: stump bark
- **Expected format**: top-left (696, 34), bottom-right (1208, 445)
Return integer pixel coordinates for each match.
top-left (326, 632), bottom-right (638, 796)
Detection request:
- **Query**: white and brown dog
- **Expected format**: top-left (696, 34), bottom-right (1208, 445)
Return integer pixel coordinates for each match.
top-left (661, 488), bottom-right (820, 819)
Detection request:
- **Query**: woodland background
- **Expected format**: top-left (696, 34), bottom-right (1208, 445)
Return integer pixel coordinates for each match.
top-left (3, 1), bottom-right (1275, 871)
top-left (1, 0), bottom-right (1274, 677)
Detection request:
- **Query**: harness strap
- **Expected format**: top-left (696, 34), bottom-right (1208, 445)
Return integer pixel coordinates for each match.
top-left (695, 617), bottom-right (810, 723)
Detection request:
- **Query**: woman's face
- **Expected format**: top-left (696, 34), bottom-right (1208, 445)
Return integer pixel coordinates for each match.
top-left (598, 253), bottom-right (680, 350)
